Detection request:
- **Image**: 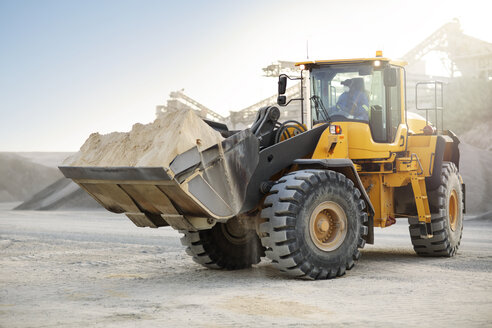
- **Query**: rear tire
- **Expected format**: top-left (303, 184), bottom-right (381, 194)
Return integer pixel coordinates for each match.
top-left (180, 217), bottom-right (264, 270)
top-left (259, 169), bottom-right (368, 279)
top-left (408, 162), bottom-right (464, 256)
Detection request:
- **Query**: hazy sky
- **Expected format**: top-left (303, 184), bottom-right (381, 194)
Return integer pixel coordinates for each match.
top-left (1, 0), bottom-right (490, 151)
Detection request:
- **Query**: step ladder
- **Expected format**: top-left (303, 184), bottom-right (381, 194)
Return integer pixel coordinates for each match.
top-left (410, 172), bottom-right (433, 238)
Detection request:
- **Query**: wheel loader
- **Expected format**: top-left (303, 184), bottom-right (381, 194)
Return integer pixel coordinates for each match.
top-left (59, 52), bottom-right (465, 279)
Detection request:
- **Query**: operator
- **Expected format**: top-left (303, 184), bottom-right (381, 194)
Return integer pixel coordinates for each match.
top-left (333, 78), bottom-right (369, 121)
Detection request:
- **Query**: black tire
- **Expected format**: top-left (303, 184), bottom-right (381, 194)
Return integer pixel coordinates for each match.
top-left (259, 169), bottom-right (368, 279)
top-left (408, 162), bottom-right (464, 256)
top-left (180, 217), bottom-right (264, 270)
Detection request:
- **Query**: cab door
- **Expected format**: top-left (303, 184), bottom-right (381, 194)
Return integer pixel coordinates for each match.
top-left (344, 66), bottom-right (407, 159)
top-left (370, 66), bottom-right (405, 145)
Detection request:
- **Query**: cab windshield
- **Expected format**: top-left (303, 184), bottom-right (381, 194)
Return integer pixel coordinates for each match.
top-left (310, 63), bottom-right (383, 123)
top-left (309, 62), bottom-right (401, 143)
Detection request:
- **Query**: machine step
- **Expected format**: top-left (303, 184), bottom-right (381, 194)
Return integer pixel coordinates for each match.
top-left (418, 221), bottom-right (434, 239)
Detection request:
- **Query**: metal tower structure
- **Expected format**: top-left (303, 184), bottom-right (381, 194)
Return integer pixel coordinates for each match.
top-left (262, 60), bottom-right (299, 77)
top-left (226, 61), bottom-right (304, 129)
top-left (228, 83), bottom-right (302, 130)
top-left (403, 19), bottom-right (492, 79)
top-left (156, 89), bottom-right (226, 122)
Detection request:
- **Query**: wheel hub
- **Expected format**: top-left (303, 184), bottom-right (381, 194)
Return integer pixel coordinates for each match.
top-left (309, 201), bottom-right (347, 251)
top-left (317, 217), bottom-right (330, 232)
top-left (449, 189), bottom-right (458, 231)
top-left (222, 218), bottom-right (250, 244)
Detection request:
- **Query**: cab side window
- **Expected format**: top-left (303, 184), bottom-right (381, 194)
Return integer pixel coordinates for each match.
top-left (387, 69), bottom-right (401, 142)
top-left (369, 70), bottom-right (386, 142)
top-left (369, 67), bottom-right (401, 143)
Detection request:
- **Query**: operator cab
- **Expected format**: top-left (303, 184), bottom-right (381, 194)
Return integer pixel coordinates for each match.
top-left (306, 57), bottom-right (403, 144)
top-left (278, 53), bottom-right (406, 145)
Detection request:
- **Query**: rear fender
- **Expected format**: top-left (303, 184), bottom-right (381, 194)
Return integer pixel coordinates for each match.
top-left (426, 132), bottom-right (460, 191)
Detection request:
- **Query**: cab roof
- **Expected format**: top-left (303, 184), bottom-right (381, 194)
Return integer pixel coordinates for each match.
top-left (295, 57), bottom-right (407, 67)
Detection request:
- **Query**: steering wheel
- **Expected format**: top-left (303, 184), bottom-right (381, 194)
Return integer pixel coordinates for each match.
top-left (275, 120), bottom-right (306, 143)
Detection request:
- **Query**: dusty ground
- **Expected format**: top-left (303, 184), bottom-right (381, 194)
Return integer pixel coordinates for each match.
top-left (0, 203), bottom-right (491, 327)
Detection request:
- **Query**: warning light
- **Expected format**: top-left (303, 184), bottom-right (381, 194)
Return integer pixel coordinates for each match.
top-left (329, 125), bottom-right (342, 135)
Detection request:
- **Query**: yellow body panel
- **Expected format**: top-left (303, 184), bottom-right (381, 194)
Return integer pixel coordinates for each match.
top-left (359, 175), bottom-right (395, 227)
top-left (312, 122), bottom-right (407, 160)
top-left (383, 172), bottom-right (411, 188)
top-left (311, 130), bottom-right (348, 159)
top-left (407, 112), bottom-right (430, 134)
top-left (406, 135), bottom-right (438, 177)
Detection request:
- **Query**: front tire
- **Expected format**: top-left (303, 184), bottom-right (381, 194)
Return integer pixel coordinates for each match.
top-left (409, 162), bottom-right (464, 256)
top-left (180, 217), bottom-right (264, 270)
top-left (259, 170), bottom-right (368, 279)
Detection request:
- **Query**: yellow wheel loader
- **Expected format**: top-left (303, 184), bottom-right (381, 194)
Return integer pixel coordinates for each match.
top-left (60, 53), bottom-right (464, 279)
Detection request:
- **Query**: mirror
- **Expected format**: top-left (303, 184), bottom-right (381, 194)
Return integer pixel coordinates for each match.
top-left (277, 95), bottom-right (286, 106)
top-left (384, 67), bottom-right (397, 87)
top-left (278, 75), bottom-right (287, 95)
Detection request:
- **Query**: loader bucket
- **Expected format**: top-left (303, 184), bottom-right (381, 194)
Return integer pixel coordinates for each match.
top-left (59, 124), bottom-right (328, 230)
top-left (59, 129), bottom-right (259, 230)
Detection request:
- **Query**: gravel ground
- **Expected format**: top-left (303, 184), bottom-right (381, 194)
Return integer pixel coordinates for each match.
top-left (0, 204), bottom-right (491, 327)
